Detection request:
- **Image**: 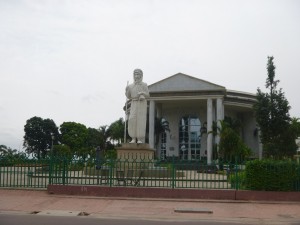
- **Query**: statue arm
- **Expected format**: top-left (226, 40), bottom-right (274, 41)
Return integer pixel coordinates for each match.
top-left (125, 85), bottom-right (131, 99)
top-left (138, 83), bottom-right (150, 98)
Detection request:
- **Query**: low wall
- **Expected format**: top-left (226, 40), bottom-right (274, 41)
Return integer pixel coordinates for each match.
top-left (47, 185), bottom-right (300, 202)
top-left (236, 190), bottom-right (300, 202)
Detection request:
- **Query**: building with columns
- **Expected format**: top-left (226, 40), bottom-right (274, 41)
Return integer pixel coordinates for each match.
top-left (146, 73), bottom-right (261, 164)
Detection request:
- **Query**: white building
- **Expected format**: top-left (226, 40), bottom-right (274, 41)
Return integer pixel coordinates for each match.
top-left (146, 73), bottom-right (261, 164)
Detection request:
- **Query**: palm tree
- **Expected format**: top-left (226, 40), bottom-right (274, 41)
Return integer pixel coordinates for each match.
top-left (0, 145), bottom-right (17, 156)
top-left (108, 118), bottom-right (125, 145)
top-left (209, 117), bottom-right (251, 161)
top-left (98, 125), bottom-right (112, 150)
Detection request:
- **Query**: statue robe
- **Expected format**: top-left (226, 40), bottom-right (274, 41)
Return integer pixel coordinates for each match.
top-left (126, 81), bottom-right (149, 141)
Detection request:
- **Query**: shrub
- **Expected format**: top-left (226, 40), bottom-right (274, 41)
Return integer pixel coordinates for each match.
top-left (69, 160), bottom-right (85, 171)
top-left (244, 159), bottom-right (300, 191)
top-left (105, 149), bottom-right (117, 160)
top-left (229, 171), bottom-right (246, 189)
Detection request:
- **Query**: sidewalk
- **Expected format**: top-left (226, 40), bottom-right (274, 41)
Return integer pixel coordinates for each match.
top-left (1, 189), bottom-right (300, 224)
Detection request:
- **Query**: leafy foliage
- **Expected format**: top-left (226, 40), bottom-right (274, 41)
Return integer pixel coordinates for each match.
top-left (244, 159), bottom-right (300, 191)
top-left (216, 117), bottom-right (251, 159)
top-left (60, 122), bottom-right (89, 158)
top-left (52, 144), bottom-right (72, 159)
top-left (86, 128), bottom-right (103, 158)
top-left (22, 116), bottom-right (128, 160)
top-left (104, 149), bottom-right (117, 160)
top-left (229, 171), bottom-right (246, 190)
top-left (107, 118), bottom-right (124, 145)
top-left (253, 56), bottom-right (297, 158)
top-left (211, 117), bottom-right (251, 159)
top-left (86, 128), bottom-right (102, 147)
top-left (23, 116), bottom-right (59, 159)
top-left (290, 117), bottom-right (300, 137)
top-left (98, 125), bottom-right (114, 151)
top-left (0, 145), bottom-right (27, 164)
top-left (0, 145), bottom-right (17, 156)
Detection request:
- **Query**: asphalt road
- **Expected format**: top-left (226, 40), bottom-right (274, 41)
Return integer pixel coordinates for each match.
top-left (0, 213), bottom-right (285, 225)
top-left (1, 190), bottom-right (300, 225)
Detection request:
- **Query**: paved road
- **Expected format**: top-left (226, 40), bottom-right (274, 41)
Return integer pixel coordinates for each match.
top-left (1, 189), bottom-right (300, 224)
top-left (3, 213), bottom-right (300, 225)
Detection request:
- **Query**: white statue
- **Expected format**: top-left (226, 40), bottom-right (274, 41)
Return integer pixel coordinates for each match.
top-left (125, 69), bottom-right (149, 143)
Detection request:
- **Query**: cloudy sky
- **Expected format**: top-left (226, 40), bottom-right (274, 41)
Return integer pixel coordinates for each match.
top-left (0, 0), bottom-right (299, 150)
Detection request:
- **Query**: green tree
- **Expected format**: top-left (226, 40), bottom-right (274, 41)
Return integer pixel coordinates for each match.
top-left (0, 145), bottom-right (16, 155)
top-left (253, 56), bottom-right (297, 158)
top-left (108, 118), bottom-right (125, 146)
top-left (98, 125), bottom-right (114, 150)
top-left (52, 144), bottom-right (72, 159)
top-left (0, 145), bottom-right (27, 163)
top-left (60, 122), bottom-right (88, 159)
top-left (23, 116), bottom-right (59, 159)
top-left (86, 128), bottom-right (102, 157)
top-left (218, 118), bottom-right (251, 160)
top-left (290, 117), bottom-right (300, 137)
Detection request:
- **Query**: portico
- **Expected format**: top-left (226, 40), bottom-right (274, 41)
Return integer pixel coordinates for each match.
top-left (146, 73), bottom-right (259, 164)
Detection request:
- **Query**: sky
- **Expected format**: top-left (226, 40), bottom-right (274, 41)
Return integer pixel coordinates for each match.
top-left (0, 0), bottom-right (300, 151)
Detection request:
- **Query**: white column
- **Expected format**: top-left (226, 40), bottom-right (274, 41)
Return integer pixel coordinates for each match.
top-left (156, 104), bottom-right (162, 157)
top-left (216, 98), bottom-right (224, 122)
top-left (207, 98), bottom-right (213, 165)
top-left (215, 98), bottom-right (224, 146)
top-left (148, 100), bottom-right (155, 149)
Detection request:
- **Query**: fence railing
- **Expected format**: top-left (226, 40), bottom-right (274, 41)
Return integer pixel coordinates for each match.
top-left (0, 158), bottom-right (51, 188)
top-left (0, 156), bottom-right (299, 191)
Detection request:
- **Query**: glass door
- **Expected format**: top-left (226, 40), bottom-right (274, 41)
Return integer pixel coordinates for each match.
top-left (179, 116), bottom-right (201, 160)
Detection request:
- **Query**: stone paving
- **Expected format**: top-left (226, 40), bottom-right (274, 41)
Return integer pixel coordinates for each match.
top-left (1, 189), bottom-right (300, 224)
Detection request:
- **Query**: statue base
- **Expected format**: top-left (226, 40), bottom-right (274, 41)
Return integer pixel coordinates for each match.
top-left (116, 143), bottom-right (155, 169)
top-left (117, 143), bottom-right (155, 159)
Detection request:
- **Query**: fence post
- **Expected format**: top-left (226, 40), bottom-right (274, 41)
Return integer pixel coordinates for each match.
top-left (297, 163), bottom-right (300, 191)
top-left (171, 156), bottom-right (175, 189)
top-left (234, 156), bottom-right (238, 190)
top-left (109, 158), bottom-right (113, 187)
top-left (95, 146), bottom-right (101, 185)
top-left (49, 155), bottom-right (53, 185)
top-left (62, 157), bottom-right (66, 185)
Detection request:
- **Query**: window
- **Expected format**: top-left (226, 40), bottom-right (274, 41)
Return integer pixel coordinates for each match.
top-left (160, 132), bottom-right (167, 160)
top-left (179, 116), bottom-right (201, 160)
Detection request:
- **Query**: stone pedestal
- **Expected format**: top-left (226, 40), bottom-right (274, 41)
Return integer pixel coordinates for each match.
top-left (116, 143), bottom-right (155, 170)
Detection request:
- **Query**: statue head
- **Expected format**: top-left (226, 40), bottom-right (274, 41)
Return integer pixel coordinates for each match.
top-left (133, 69), bottom-right (143, 83)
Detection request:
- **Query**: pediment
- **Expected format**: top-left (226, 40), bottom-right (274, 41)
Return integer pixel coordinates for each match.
top-left (149, 73), bottom-right (225, 93)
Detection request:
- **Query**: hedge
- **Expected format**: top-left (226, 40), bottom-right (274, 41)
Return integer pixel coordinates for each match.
top-left (244, 159), bottom-right (300, 191)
